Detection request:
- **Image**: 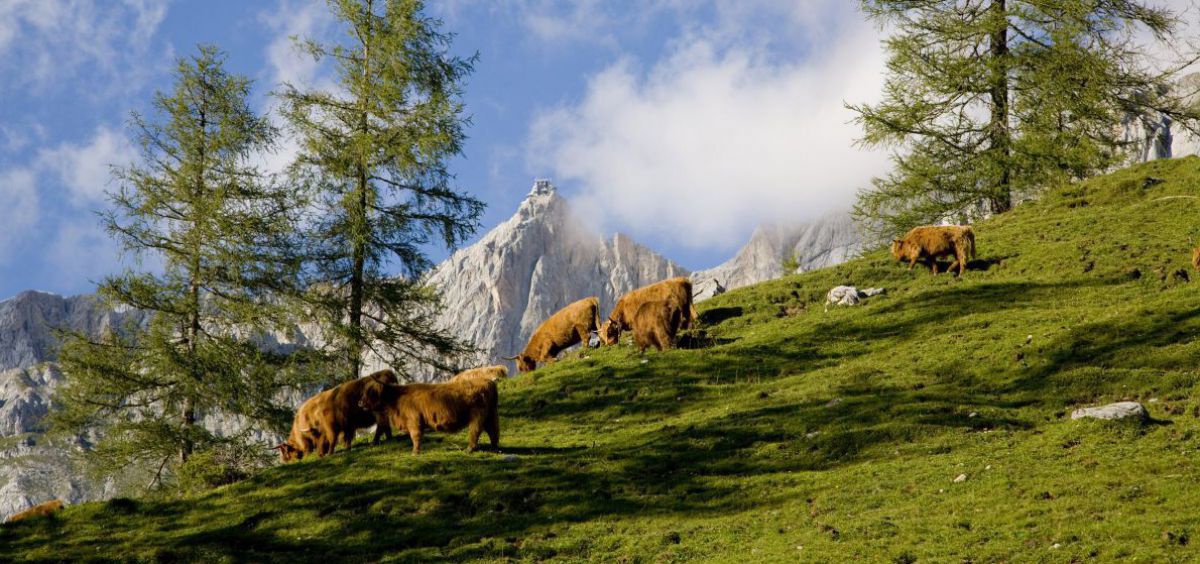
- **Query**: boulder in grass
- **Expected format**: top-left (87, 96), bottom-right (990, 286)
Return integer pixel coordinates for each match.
top-left (1070, 402), bottom-right (1148, 422)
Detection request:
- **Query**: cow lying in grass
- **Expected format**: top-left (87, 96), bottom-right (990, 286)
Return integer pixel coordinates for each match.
top-left (632, 300), bottom-right (685, 353)
top-left (602, 277), bottom-right (697, 346)
top-left (507, 297), bottom-right (601, 373)
top-left (449, 365), bottom-right (508, 384)
top-left (891, 225), bottom-right (976, 275)
top-left (5, 500), bottom-right (63, 523)
top-left (359, 377), bottom-right (499, 455)
top-left (274, 368), bottom-right (400, 461)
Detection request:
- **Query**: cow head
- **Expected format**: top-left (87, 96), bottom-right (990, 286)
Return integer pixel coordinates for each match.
top-left (599, 319), bottom-right (621, 345)
top-left (504, 354), bottom-right (536, 373)
top-left (890, 239), bottom-right (904, 259)
top-left (273, 442), bottom-right (302, 463)
top-left (358, 380), bottom-right (390, 412)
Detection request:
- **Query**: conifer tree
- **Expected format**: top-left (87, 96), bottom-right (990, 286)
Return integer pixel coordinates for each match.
top-left (53, 46), bottom-right (304, 474)
top-left (280, 0), bottom-right (483, 380)
top-left (851, 0), bottom-right (1200, 236)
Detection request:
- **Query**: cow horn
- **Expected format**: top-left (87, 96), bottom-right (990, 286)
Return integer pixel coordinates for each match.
top-left (502, 355), bottom-right (519, 360)
top-left (271, 443), bottom-right (288, 451)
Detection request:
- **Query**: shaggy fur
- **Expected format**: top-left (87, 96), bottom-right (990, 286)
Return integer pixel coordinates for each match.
top-left (6, 500), bottom-right (64, 523)
top-left (449, 365), bottom-right (509, 384)
top-left (602, 277), bottom-right (697, 345)
top-left (891, 225), bottom-right (976, 275)
top-left (359, 378), bottom-right (500, 455)
top-left (275, 389), bottom-right (333, 462)
top-left (507, 297), bottom-right (601, 373)
top-left (275, 369), bottom-right (400, 461)
top-left (1192, 247), bottom-right (1200, 271)
top-left (631, 300), bottom-right (684, 353)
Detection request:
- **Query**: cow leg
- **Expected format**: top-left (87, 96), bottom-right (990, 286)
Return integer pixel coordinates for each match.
top-left (929, 259), bottom-right (939, 275)
top-left (372, 418), bottom-right (391, 445)
top-left (342, 429), bottom-right (355, 451)
top-left (486, 407), bottom-right (500, 449)
top-left (467, 420), bottom-right (481, 453)
top-left (408, 416), bottom-right (422, 455)
top-left (410, 429), bottom-right (422, 455)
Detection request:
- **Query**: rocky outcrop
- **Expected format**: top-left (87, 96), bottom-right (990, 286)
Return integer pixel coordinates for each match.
top-left (690, 211), bottom-right (863, 296)
top-left (425, 180), bottom-right (687, 371)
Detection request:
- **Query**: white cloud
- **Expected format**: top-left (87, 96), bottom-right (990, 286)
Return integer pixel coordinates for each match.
top-left (0, 0), bottom-right (169, 95)
top-left (0, 169), bottom-right (40, 261)
top-left (37, 126), bottom-right (135, 205)
top-left (527, 2), bottom-right (889, 250)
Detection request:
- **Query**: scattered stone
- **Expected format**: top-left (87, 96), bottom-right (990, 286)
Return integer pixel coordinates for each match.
top-left (501, 454), bottom-right (519, 463)
top-left (985, 465), bottom-right (992, 470)
top-left (805, 432), bottom-right (821, 439)
top-left (1051, 543), bottom-right (1062, 550)
top-left (825, 398), bottom-right (843, 408)
top-left (1070, 402), bottom-right (1149, 422)
top-left (953, 474), bottom-right (968, 483)
top-left (968, 412), bottom-right (978, 418)
top-left (824, 286), bottom-right (886, 311)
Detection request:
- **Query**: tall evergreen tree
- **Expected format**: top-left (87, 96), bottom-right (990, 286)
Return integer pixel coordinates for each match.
top-left (53, 46), bottom-right (304, 473)
top-left (280, 0), bottom-right (483, 380)
top-left (851, 0), bottom-right (1200, 236)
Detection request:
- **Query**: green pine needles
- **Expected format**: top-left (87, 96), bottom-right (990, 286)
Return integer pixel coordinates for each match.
top-left (52, 0), bottom-right (483, 488)
top-left (851, 0), bottom-right (1200, 238)
top-left (280, 0), bottom-right (483, 380)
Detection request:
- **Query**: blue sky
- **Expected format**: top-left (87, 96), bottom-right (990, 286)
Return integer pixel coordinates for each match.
top-left (0, 0), bottom-right (895, 299)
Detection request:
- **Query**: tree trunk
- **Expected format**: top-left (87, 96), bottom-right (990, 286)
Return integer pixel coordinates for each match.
top-left (347, 0), bottom-right (373, 382)
top-left (988, 0), bottom-right (1012, 213)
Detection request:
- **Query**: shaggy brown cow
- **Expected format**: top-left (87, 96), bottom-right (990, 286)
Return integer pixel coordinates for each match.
top-left (359, 378), bottom-right (499, 455)
top-left (506, 297), bottom-right (601, 373)
top-left (5, 500), bottom-right (63, 523)
top-left (601, 277), bottom-right (697, 345)
top-left (274, 389), bottom-right (333, 462)
top-left (891, 225), bottom-right (976, 275)
top-left (449, 365), bottom-right (508, 384)
top-left (274, 368), bottom-right (400, 460)
top-left (631, 300), bottom-right (684, 353)
top-left (1192, 247), bottom-right (1200, 271)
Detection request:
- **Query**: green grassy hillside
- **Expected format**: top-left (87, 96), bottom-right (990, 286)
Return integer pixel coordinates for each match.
top-left (7, 158), bottom-right (1200, 562)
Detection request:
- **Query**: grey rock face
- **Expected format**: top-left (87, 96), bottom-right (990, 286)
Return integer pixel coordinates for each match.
top-left (425, 180), bottom-right (688, 370)
top-left (0, 291), bottom-right (147, 373)
top-left (1070, 402), bottom-right (1148, 422)
top-left (690, 211), bottom-right (863, 297)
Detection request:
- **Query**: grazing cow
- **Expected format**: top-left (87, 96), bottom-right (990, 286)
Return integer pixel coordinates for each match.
top-left (274, 369), bottom-right (400, 461)
top-left (5, 500), bottom-right (64, 523)
top-left (449, 365), bottom-right (508, 384)
top-left (602, 277), bottom-right (698, 346)
top-left (1192, 247), bottom-right (1200, 271)
top-left (890, 225), bottom-right (976, 275)
top-left (359, 378), bottom-right (500, 455)
top-left (631, 300), bottom-right (684, 353)
top-left (274, 389), bottom-right (333, 462)
top-left (506, 297), bottom-right (601, 373)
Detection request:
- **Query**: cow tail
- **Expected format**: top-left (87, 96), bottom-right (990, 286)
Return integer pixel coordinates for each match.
top-left (966, 228), bottom-right (977, 260)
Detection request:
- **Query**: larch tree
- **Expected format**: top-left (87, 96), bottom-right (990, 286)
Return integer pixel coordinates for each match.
top-left (851, 0), bottom-right (1200, 237)
top-left (53, 46), bottom-right (307, 476)
top-left (280, 0), bottom-right (483, 381)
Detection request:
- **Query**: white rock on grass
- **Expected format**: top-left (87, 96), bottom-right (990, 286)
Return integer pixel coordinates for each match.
top-left (1070, 402), bottom-right (1148, 422)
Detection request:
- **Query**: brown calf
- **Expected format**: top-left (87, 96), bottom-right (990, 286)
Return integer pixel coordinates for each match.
top-left (359, 378), bottom-right (500, 455)
top-left (602, 277), bottom-right (697, 345)
top-left (632, 300), bottom-right (685, 353)
top-left (891, 225), bottom-right (976, 275)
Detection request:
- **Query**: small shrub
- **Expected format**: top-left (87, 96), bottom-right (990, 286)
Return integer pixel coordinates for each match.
top-left (174, 441), bottom-right (272, 494)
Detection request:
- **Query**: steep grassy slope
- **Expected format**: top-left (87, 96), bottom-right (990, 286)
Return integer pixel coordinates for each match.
top-left (6, 158), bottom-right (1200, 562)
